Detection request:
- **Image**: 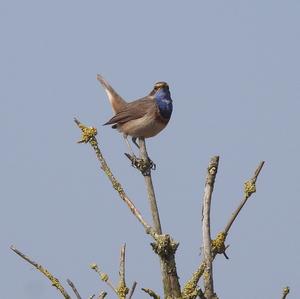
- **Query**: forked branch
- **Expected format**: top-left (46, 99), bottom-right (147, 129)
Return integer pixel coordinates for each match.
top-left (182, 161), bottom-right (265, 299)
top-left (74, 118), bottom-right (157, 239)
top-left (75, 119), bottom-right (181, 299)
top-left (139, 137), bottom-right (181, 299)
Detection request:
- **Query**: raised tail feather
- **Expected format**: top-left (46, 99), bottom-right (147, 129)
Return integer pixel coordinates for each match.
top-left (97, 74), bottom-right (127, 113)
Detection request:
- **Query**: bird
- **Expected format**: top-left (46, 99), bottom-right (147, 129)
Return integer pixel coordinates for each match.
top-left (97, 74), bottom-right (173, 156)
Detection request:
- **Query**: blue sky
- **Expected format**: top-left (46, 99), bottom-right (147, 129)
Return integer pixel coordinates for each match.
top-left (1, 1), bottom-right (300, 298)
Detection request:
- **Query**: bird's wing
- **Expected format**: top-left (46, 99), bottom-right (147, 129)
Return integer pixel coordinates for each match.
top-left (97, 74), bottom-right (127, 113)
top-left (104, 97), bottom-right (155, 125)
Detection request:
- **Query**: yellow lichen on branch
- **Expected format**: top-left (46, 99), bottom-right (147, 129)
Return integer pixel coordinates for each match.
top-left (90, 263), bottom-right (117, 295)
top-left (244, 179), bottom-right (256, 199)
top-left (282, 286), bottom-right (290, 299)
top-left (10, 246), bottom-right (71, 299)
top-left (211, 232), bottom-right (226, 254)
top-left (75, 117), bottom-right (97, 143)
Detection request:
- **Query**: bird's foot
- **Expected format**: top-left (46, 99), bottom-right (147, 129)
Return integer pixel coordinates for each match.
top-left (124, 153), bottom-right (156, 175)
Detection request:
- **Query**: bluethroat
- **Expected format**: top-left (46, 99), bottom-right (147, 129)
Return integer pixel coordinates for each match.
top-left (97, 75), bottom-right (173, 157)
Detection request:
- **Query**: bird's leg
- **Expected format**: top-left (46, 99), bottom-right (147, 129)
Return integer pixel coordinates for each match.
top-left (124, 135), bottom-right (136, 157)
top-left (132, 137), bottom-right (140, 149)
top-left (124, 134), bottom-right (144, 169)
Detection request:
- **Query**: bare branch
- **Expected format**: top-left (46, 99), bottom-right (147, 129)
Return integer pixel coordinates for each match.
top-left (139, 137), bottom-right (182, 299)
top-left (116, 244), bottom-right (129, 299)
top-left (10, 245), bottom-right (71, 299)
top-left (202, 156), bottom-right (219, 299)
top-left (90, 263), bottom-right (117, 295)
top-left (224, 161), bottom-right (265, 235)
top-left (141, 288), bottom-right (160, 299)
top-left (138, 137), bottom-right (162, 234)
top-left (128, 281), bottom-right (137, 299)
top-left (74, 118), bottom-right (157, 239)
top-left (98, 291), bottom-right (108, 299)
top-left (282, 286), bottom-right (290, 299)
top-left (89, 292), bottom-right (107, 299)
top-left (67, 279), bottom-right (82, 299)
top-left (119, 244), bottom-right (126, 286)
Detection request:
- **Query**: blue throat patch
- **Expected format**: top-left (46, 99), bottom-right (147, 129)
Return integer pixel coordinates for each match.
top-left (155, 88), bottom-right (173, 119)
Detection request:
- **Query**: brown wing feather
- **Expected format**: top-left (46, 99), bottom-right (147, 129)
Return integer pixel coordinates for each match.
top-left (104, 97), bottom-right (156, 125)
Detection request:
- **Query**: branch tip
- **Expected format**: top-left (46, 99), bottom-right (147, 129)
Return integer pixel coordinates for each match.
top-left (117, 243), bottom-right (129, 299)
top-left (282, 286), bottom-right (290, 299)
top-left (202, 156), bottom-right (219, 298)
top-left (74, 118), bottom-right (98, 143)
top-left (90, 263), bottom-right (117, 295)
top-left (128, 281), bottom-right (137, 299)
top-left (67, 279), bottom-right (82, 299)
top-left (98, 291), bottom-right (107, 299)
top-left (141, 288), bottom-right (160, 299)
top-left (224, 161), bottom-right (265, 235)
top-left (11, 246), bottom-right (71, 299)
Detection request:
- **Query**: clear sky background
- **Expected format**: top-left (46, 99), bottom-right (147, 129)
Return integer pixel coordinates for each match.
top-left (1, 1), bottom-right (299, 298)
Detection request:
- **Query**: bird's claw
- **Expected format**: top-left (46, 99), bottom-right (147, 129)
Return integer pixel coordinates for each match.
top-left (124, 153), bottom-right (156, 175)
top-left (149, 159), bottom-right (156, 171)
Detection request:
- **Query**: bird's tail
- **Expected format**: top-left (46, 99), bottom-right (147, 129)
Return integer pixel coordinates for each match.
top-left (97, 74), bottom-right (127, 113)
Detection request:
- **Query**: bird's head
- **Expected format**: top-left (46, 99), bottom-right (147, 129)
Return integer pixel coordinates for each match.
top-left (149, 82), bottom-right (169, 96)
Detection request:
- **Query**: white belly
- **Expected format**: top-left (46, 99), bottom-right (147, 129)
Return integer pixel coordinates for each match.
top-left (118, 114), bottom-right (167, 138)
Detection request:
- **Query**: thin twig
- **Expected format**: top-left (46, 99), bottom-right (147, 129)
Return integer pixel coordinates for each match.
top-left (141, 288), bottom-right (160, 299)
top-left (74, 118), bottom-right (157, 239)
top-left (224, 161), bottom-right (265, 235)
top-left (282, 286), bottom-right (290, 299)
top-left (202, 156), bottom-right (219, 299)
top-left (119, 244), bottom-right (126, 286)
top-left (128, 281), bottom-right (137, 299)
top-left (98, 291), bottom-right (108, 299)
top-left (90, 263), bottom-right (118, 295)
top-left (10, 245), bottom-right (71, 299)
top-left (117, 244), bottom-right (129, 299)
top-left (67, 279), bottom-right (82, 299)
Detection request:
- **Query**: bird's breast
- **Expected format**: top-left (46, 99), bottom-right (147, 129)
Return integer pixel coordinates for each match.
top-left (117, 112), bottom-right (168, 138)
